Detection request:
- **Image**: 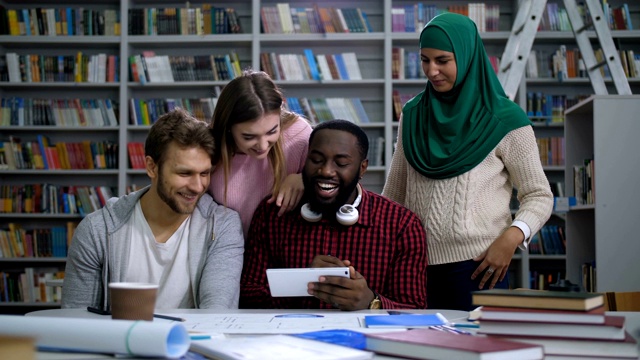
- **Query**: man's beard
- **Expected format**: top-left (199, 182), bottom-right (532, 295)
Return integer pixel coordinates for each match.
top-left (302, 170), bottom-right (360, 218)
top-left (156, 170), bottom-right (200, 215)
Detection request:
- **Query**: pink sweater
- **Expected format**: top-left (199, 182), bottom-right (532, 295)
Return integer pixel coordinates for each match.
top-left (209, 118), bottom-right (312, 238)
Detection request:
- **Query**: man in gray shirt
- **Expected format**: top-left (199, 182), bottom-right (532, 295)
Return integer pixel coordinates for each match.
top-left (62, 108), bottom-right (244, 310)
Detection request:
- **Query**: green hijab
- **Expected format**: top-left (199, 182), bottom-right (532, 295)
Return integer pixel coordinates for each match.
top-left (402, 12), bottom-right (531, 179)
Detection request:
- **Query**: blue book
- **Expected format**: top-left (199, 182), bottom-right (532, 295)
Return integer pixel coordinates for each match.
top-left (623, 4), bottom-right (632, 30)
top-left (333, 54), bottom-right (349, 80)
top-left (359, 10), bottom-right (374, 32)
top-left (364, 313), bottom-right (447, 328)
top-left (303, 49), bottom-right (320, 80)
top-left (350, 98), bottom-right (370, 123)
top-left (22, 9), bottom-right (31, 36)
top-left (66, 8), bottom-right (73, 36)
top-left (294, 329), bottom-right (367, 349)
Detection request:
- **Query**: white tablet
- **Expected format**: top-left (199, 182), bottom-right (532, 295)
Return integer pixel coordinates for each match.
top-left (266, 267), bottom-right (350, 297)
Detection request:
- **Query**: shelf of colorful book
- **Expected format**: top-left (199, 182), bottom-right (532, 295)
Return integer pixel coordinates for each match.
top-left (0, 213), bottom-right (82, 219)
top-left (128, 34), bottom-right (252, 44)
top-left (0, 170), bottom-right (119, 175)
top-left (0, 257), bottom-right (66, 263)
top-left (0, 83), bottom-right (120, 88)
top-left (0, 36), bottom-right (120, 45)
top-left (127, 1), bottom-right (251, 34)
top-left (260, 44), bottom-right (383, 82)
top-left (259, 3), bottom-right (383, 34)
top-left (0, 126), bottom-right (118, 132)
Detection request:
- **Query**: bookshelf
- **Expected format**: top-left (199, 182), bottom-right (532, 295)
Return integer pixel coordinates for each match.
top-left (1, 1), bottom-right (639, 312)
top-left (563, 95), bottom-right (640, 293)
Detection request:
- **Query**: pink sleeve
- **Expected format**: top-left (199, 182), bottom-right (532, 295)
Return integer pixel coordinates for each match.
top-left (283, 117), bottom-right (312, 174)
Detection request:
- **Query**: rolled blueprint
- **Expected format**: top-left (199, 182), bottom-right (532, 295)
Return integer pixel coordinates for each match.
top-left (0, 315), bottom-right (190, 359)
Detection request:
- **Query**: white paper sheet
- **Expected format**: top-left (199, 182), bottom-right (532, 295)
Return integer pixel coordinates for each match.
top-left (190, 334), bottom-right (374, 360)
top-left (177, 313), bottom-right (366, 334)
top-left (0, 315), bottom-right (190, 359)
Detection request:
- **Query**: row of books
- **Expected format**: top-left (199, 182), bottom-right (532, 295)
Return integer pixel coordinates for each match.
top-left (528, 46), bottom-right (584, 80)
top-left (527, 46), bottom-right (640, 80)
top-left (129, 52), bottom-right (241, 83)
top-left (284, 97), bottom-right (370, 126)
top-left (391, 90), bottom-right (416, 122)
top-left (537, 2), bottom-right (633, 32)
top-left (0, 184), bottom-right (114, 215)
top-left (536, 137), bottom-right (565, 166)
top-left (391, 48), bottom-right (423, 80)
top-left (603, 2), bottom-right (634, 30)
top-left (261, 5), bottom-right (372, 34)
top-left (539, 3), bottom-right (573, 32)
top-left (128, 6), bottom-right (241, 35)
top-left (617, 49), bottom-right (640, 78)
top-left (367, 135), bottom-right (384, 167)
top-left (0, 137), bottom-right (118, 171)
top-left (0, 268), bottom-right (64, 304)
top-left (392, 3), bottom-right (500, 33)
top-left (0, 223), bottom-right (76, 259)
top-left (2, 52), bottom-right (119, 83)
top-left (0, 98), bottom-right (119, 127)
top-left (573, 158), bottom-right (594, 205)
top-left (529, 224), bottom-right (566, 255)
top-left (262, 51), bottom-right (362, 82)
top-left (129, 97), bottom-right (217, 125)
top-left (473, 289), bottom-right (637, 359)
top-left (127, 142), bottom-right (145, 170)
top-left (526, 92), bottom-right (589, 123)
top-left (529, 270), bottom-right (565, 291)
top-left (0, 7), bottom-right (120, 36)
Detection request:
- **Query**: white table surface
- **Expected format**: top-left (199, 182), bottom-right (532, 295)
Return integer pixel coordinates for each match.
top-left (24, 309), bottom-right (640, 360)
top-left (26, 308), bottom-right (470, 360)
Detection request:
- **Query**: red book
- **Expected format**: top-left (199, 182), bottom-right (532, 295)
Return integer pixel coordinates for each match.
top-left (491, 331), bottom-right (637, 359)
top-left (479, 305), bottom-right (607, 324)
top-left (127, 142), bottom-right (138, 169)
top-left (478, 315), bottom-right (626, 341)
top-left (365, 328), bottom-right (543, 360)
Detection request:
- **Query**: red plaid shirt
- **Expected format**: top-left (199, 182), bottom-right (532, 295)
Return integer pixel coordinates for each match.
top-left (240, 188), bottom-right (428, 309)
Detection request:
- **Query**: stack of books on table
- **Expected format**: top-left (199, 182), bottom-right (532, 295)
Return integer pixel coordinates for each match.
top-left (472, 289), bottom-right (638, 359)
top-left (364, 328), bottom-right (544, 360)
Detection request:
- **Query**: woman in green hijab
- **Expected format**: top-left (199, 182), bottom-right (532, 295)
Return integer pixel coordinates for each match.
top-left (382, 13), bottom-right (553, 311)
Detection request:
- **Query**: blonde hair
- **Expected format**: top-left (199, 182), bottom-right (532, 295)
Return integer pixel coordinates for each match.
top-left (210, 70), bottom-right (301, 204)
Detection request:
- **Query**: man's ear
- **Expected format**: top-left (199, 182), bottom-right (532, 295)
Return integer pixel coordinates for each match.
top-left (145, 156), bottom-right (157, 179)
top-left (359, 158), bottom-right (368, 178)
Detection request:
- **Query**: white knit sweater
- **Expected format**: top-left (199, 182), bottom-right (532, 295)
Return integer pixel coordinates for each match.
top-left (383, 122), bottom-right (554, 265)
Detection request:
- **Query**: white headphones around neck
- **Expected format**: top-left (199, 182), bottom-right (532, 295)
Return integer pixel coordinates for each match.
top-left (300, 184), bottom-right (362, 226)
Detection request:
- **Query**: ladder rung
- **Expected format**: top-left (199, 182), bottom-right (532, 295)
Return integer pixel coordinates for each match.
top-left (574, 22), bottom-right (591, 33)
top-left (588, 61), bottom-right (607, 71)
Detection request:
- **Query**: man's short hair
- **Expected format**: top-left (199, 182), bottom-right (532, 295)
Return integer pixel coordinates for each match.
top-left (309, 120), bottom-right (369, 160)
top-left (145, 108), bottom-right (215, 167)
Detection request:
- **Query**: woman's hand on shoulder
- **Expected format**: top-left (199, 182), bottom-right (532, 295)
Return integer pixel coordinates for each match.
top-left (268, 173), bottom-right (305, 216)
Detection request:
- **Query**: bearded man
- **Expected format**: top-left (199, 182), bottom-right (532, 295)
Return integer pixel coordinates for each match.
top-left (240, 120), bottom-right (427, 310)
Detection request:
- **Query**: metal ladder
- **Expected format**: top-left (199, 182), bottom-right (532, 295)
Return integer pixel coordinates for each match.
top-left (498, 0), bottom-right (632, 100)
